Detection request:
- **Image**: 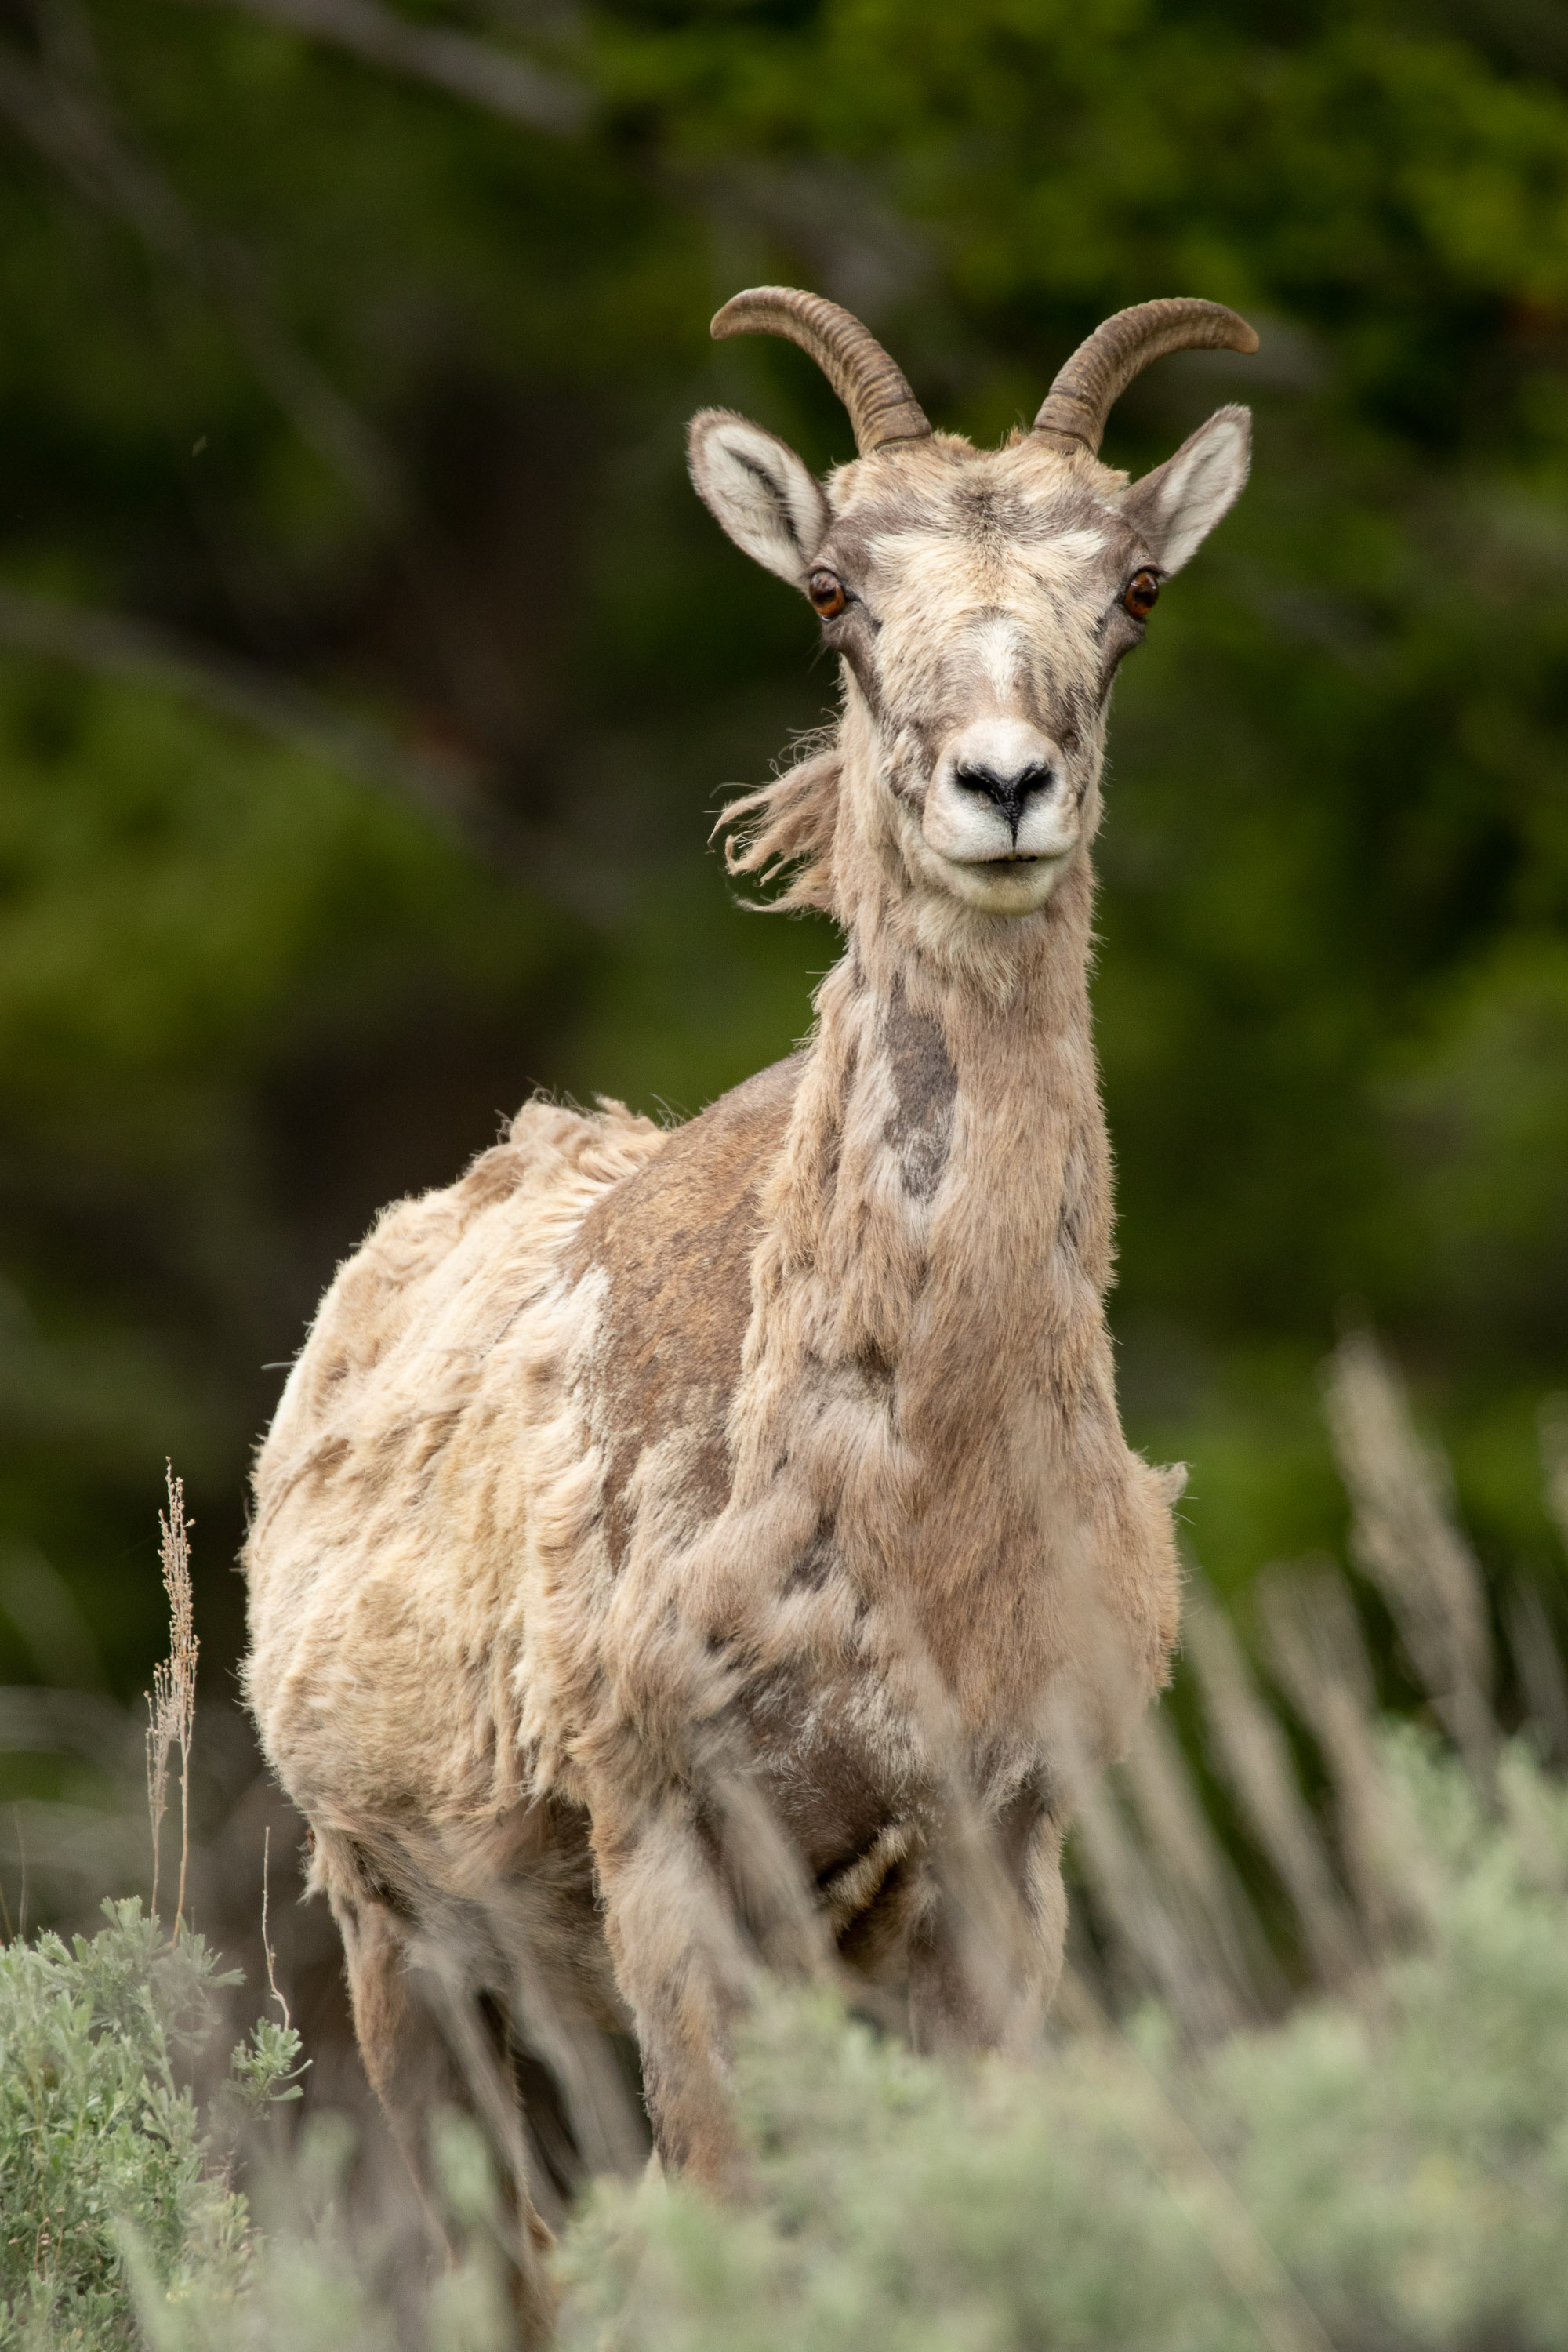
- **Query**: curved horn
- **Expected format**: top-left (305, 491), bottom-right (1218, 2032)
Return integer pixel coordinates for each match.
top-left (711, 286), bottom-right (932, 456)
top-left (1033, 298), bottom-right (1258, 456)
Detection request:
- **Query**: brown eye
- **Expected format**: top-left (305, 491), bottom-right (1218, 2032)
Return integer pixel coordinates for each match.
top-left (808, 570), bottom-right (847, 618)
top-left (1123, 568), bottom-right (1160, 621)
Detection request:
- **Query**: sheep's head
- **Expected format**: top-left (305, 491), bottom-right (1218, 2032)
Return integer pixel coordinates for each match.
top-left (689, 289), bottom-right (1254, 924)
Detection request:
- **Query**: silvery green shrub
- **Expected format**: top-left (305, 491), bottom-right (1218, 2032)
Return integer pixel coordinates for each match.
top-left (9, 1738), bottom-right (1568, 2352)
top-left (558, 1734), bottom-right (1568, 2352)
top-left (0, 1900), bottom-right (301, 2349)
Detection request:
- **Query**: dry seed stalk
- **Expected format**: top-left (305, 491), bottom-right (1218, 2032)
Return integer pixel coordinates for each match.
top-left (144, 1465), bottom-right (198, 1927)
top-left (1256, 1563), bottom-right (1433, 1951)
top-left (1185, 1589), bottom-right (1364, 1992)
top-left (1323, 1332), bottom-right (1494, 1787)
top-left (1117, 1709), bottom-right (1277, 2020)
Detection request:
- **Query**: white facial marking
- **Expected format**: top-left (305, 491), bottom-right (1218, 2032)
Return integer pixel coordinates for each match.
top-left (974, 614), bottom-right (1019, 699)
top-left (876, 503), bottom-right (1123, 916)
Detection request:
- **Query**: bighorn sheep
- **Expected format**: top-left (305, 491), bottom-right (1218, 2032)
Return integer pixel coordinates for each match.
top-left (245, 287), bottom-right (1254, 2267)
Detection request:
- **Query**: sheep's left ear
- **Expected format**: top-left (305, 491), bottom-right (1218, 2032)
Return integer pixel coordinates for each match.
top-left (1117, 405), bottom-right (1250, 575)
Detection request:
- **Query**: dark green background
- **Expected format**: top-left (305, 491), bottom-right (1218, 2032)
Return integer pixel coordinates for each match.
top-left (2, 0), bottom-right (1566, 1700)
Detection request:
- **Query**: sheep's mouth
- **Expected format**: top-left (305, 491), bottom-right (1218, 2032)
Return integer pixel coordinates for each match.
top-left (935, 845), bottom-right (1072, 917)
top-left (964, 848), bottom-right (1062, 869)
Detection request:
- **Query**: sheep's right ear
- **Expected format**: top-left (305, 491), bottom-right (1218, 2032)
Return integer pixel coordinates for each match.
top-left (1116, 406), bottom-right (1251, 575)
top-left (688, 409), bottom-right (830, 589)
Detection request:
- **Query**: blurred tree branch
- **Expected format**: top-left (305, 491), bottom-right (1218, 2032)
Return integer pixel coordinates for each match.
top-left (0, 578), bottom-right (618, 913)
top-left (0, 579), bottom-right (477, 822)
top-left (0, 5), bottom-right (402, 514)
top-left (170, 0), bottom-right (590, 133)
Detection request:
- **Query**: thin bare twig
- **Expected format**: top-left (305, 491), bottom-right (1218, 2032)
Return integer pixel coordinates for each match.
top-left (0, 575), bottom-right (615, 912)
top-left (0, 579), bottom-right (481, 827)
top-left (172, 0), bottom-right (590, 135)
top-left (260, 1824), bottom-right (292, 2031)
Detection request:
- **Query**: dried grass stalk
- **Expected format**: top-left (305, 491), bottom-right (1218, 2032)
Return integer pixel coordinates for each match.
top-left (1504, 1579), bottom-right (1568, 1766)
top-left (1256, 1563), bottom-right (1433, 1951)
top-left (1185, 1592), bottom-right (1363, 1991)
top-left (1118, 1709), bottom-right (1281, 2019)
top-left (144, 1466), bottom-right (198, 1926)
top-left (1073, 1775), bottom-right (1245, 2042)
top-left (1322, 1332), bottom-right (1494, 1787)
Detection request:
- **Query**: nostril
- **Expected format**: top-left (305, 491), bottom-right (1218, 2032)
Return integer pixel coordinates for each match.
top-left (954, 764), bottom-right (1005, 801)
top-left (953, 762), bottom-right (1057, 831)
top-left (954, 763), bottom-right (1055, 800)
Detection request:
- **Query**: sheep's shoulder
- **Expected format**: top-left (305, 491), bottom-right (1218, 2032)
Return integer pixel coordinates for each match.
top-left (567, 1052), bottom-right (807, 1561)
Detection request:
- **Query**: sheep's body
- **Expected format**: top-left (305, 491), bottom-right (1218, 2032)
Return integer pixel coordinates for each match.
top-left (245, 289), bottom-right (1254, 2259)
top-left (247, 844), bottom-right (1178, 2190)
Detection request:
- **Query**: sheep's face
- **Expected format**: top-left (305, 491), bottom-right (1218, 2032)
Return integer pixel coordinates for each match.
top-left (689, 408), bottom-right (1250, 921)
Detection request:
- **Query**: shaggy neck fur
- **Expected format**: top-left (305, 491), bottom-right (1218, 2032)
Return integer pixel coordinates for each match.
top-left (727, 691), bottom-right (1120, 1742)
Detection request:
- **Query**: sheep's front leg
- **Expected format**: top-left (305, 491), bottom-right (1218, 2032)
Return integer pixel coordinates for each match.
top-left (909, 1803), bottom-right (1068, 2054)
top-left (588, 1780), bottom-right (779, 2196)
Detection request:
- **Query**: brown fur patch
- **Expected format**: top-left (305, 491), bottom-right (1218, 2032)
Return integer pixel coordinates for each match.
top-left (566, 1055), bottom-right (807, 1564)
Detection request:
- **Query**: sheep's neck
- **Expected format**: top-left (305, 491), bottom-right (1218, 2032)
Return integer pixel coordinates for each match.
top-left (762, 850), bottom-right (1112, 1443)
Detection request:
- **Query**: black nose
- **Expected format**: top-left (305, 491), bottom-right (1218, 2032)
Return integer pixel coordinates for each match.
top-left (953, 760), bottom-right (1056, 840)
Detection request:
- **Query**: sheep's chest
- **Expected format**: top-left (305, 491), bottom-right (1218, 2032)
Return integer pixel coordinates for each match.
top-left (737, 1659), bottom-right (916, 1878)
top-left (730, 1638), bottom-right (1048, 1957)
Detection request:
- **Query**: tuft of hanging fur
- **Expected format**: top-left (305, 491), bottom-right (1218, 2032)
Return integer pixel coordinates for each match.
top-left (713, 737), bottom-right (840, 915)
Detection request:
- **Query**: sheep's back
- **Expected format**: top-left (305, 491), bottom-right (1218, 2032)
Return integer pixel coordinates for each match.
top-left (241, 1095), bottom-right (668, 1859)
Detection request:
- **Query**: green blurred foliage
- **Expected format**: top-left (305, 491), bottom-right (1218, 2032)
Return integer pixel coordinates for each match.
top-left (10, 1735), bottom-right (1568, 2352)
top-left (561, 1734), bottom-right (1568, 2352)
top-left (2, 0), bottom-right (1567, 1690)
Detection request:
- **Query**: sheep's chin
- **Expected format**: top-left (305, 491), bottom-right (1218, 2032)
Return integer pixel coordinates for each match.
top-left (935, 853), bottom-right (1069, 916)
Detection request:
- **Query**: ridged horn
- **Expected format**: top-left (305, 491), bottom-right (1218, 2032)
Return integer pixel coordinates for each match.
top-left (1033, 298), bottom-right (1259, 456)
top-left (711, 286), bottom-right (932, 456)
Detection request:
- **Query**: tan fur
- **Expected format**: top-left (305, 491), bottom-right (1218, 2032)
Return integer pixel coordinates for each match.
top-left (245, 406), bottom-right (1236, 2234)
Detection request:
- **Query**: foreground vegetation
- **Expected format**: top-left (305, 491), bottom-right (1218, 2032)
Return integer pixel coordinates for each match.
top-left (2, 1339), bottom-right (1566, 2350)
top-left (4, 1728), bottom-right (1568, 2351)
top-left (3, 9), bottom-right (1567, 2341)
top-left (564, 1735), bottom-right (1568, 2352)
top-left (0, 1904), bottom-right (303, 2347)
